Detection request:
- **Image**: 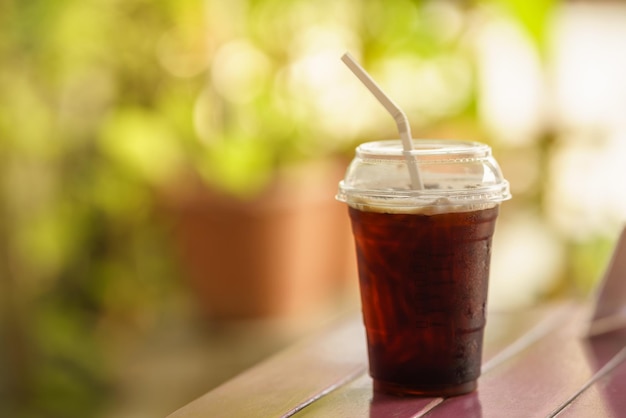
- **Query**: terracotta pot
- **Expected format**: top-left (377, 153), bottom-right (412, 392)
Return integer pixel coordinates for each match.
top-left (161, 160), bottom-right (357, 320)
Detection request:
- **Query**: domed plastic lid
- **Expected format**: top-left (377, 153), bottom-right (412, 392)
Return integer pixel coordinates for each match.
top-left (336, 139), bottom-right (511, 212)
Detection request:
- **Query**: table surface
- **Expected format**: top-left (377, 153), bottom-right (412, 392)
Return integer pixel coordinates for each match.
top-left (168, 301), bottom-right (626, 418)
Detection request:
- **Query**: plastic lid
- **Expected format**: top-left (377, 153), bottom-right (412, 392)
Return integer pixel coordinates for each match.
top-left (336, 140), bottom-right (511, 211)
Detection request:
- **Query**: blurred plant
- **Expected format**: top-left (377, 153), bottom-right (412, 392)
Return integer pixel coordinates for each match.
top-left (0, 0), bottom-right (201, 416)
top-left (171, 0), bottom-right (493, 196)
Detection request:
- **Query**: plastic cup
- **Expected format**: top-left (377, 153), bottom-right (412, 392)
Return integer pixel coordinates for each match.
top-left (336, 139), bottom-right (511, 397)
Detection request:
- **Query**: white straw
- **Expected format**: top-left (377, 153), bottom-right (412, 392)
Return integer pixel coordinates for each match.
top-left (341, 52), bottom-right (423, 190)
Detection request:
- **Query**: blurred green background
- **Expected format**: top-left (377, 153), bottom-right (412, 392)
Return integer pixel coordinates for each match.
top-left (2, 0), bottom-right (626, 416)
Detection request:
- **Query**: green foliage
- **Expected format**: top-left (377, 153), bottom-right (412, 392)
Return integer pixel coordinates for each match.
top-left (0, 0), bottom-right (194, 416)
top-left (567, 236), bottom-right (616, 297)
top-left (29, 301), bottom-right (109, 418)
top-left (100, 107), bottom-right (184, 184)
top-left (486, 0), bottom-right (558, 58)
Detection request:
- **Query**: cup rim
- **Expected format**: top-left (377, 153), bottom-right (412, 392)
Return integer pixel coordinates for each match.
top-left (356, 139), bottom-right (492, 159)
top-left (337, 139), bottom-right (511, 209)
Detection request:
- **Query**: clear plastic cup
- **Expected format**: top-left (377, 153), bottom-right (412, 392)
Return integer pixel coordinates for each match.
top-left (337, 139), bottom-right (511, 397)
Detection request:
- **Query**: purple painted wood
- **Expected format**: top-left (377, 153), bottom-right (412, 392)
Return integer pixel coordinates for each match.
top-left (167, 316), bottom-right (367, 418)
top-left (294, 303), bottom-right (574, 418)
top-left (552, 329), bottom-right (626, 417)
top-left (424, 307), bottom-right (626, 418)
top-left (168, 302), bottom-right (626, 418)
top-left (294, 372), bottom-right (439, 418)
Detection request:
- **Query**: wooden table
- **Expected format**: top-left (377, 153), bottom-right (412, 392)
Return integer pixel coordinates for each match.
top-left (168, 301), bottom-right (626, 417)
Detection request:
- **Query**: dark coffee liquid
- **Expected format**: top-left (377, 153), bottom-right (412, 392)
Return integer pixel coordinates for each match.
top-left (349, 206), bottom-right (499, 396)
